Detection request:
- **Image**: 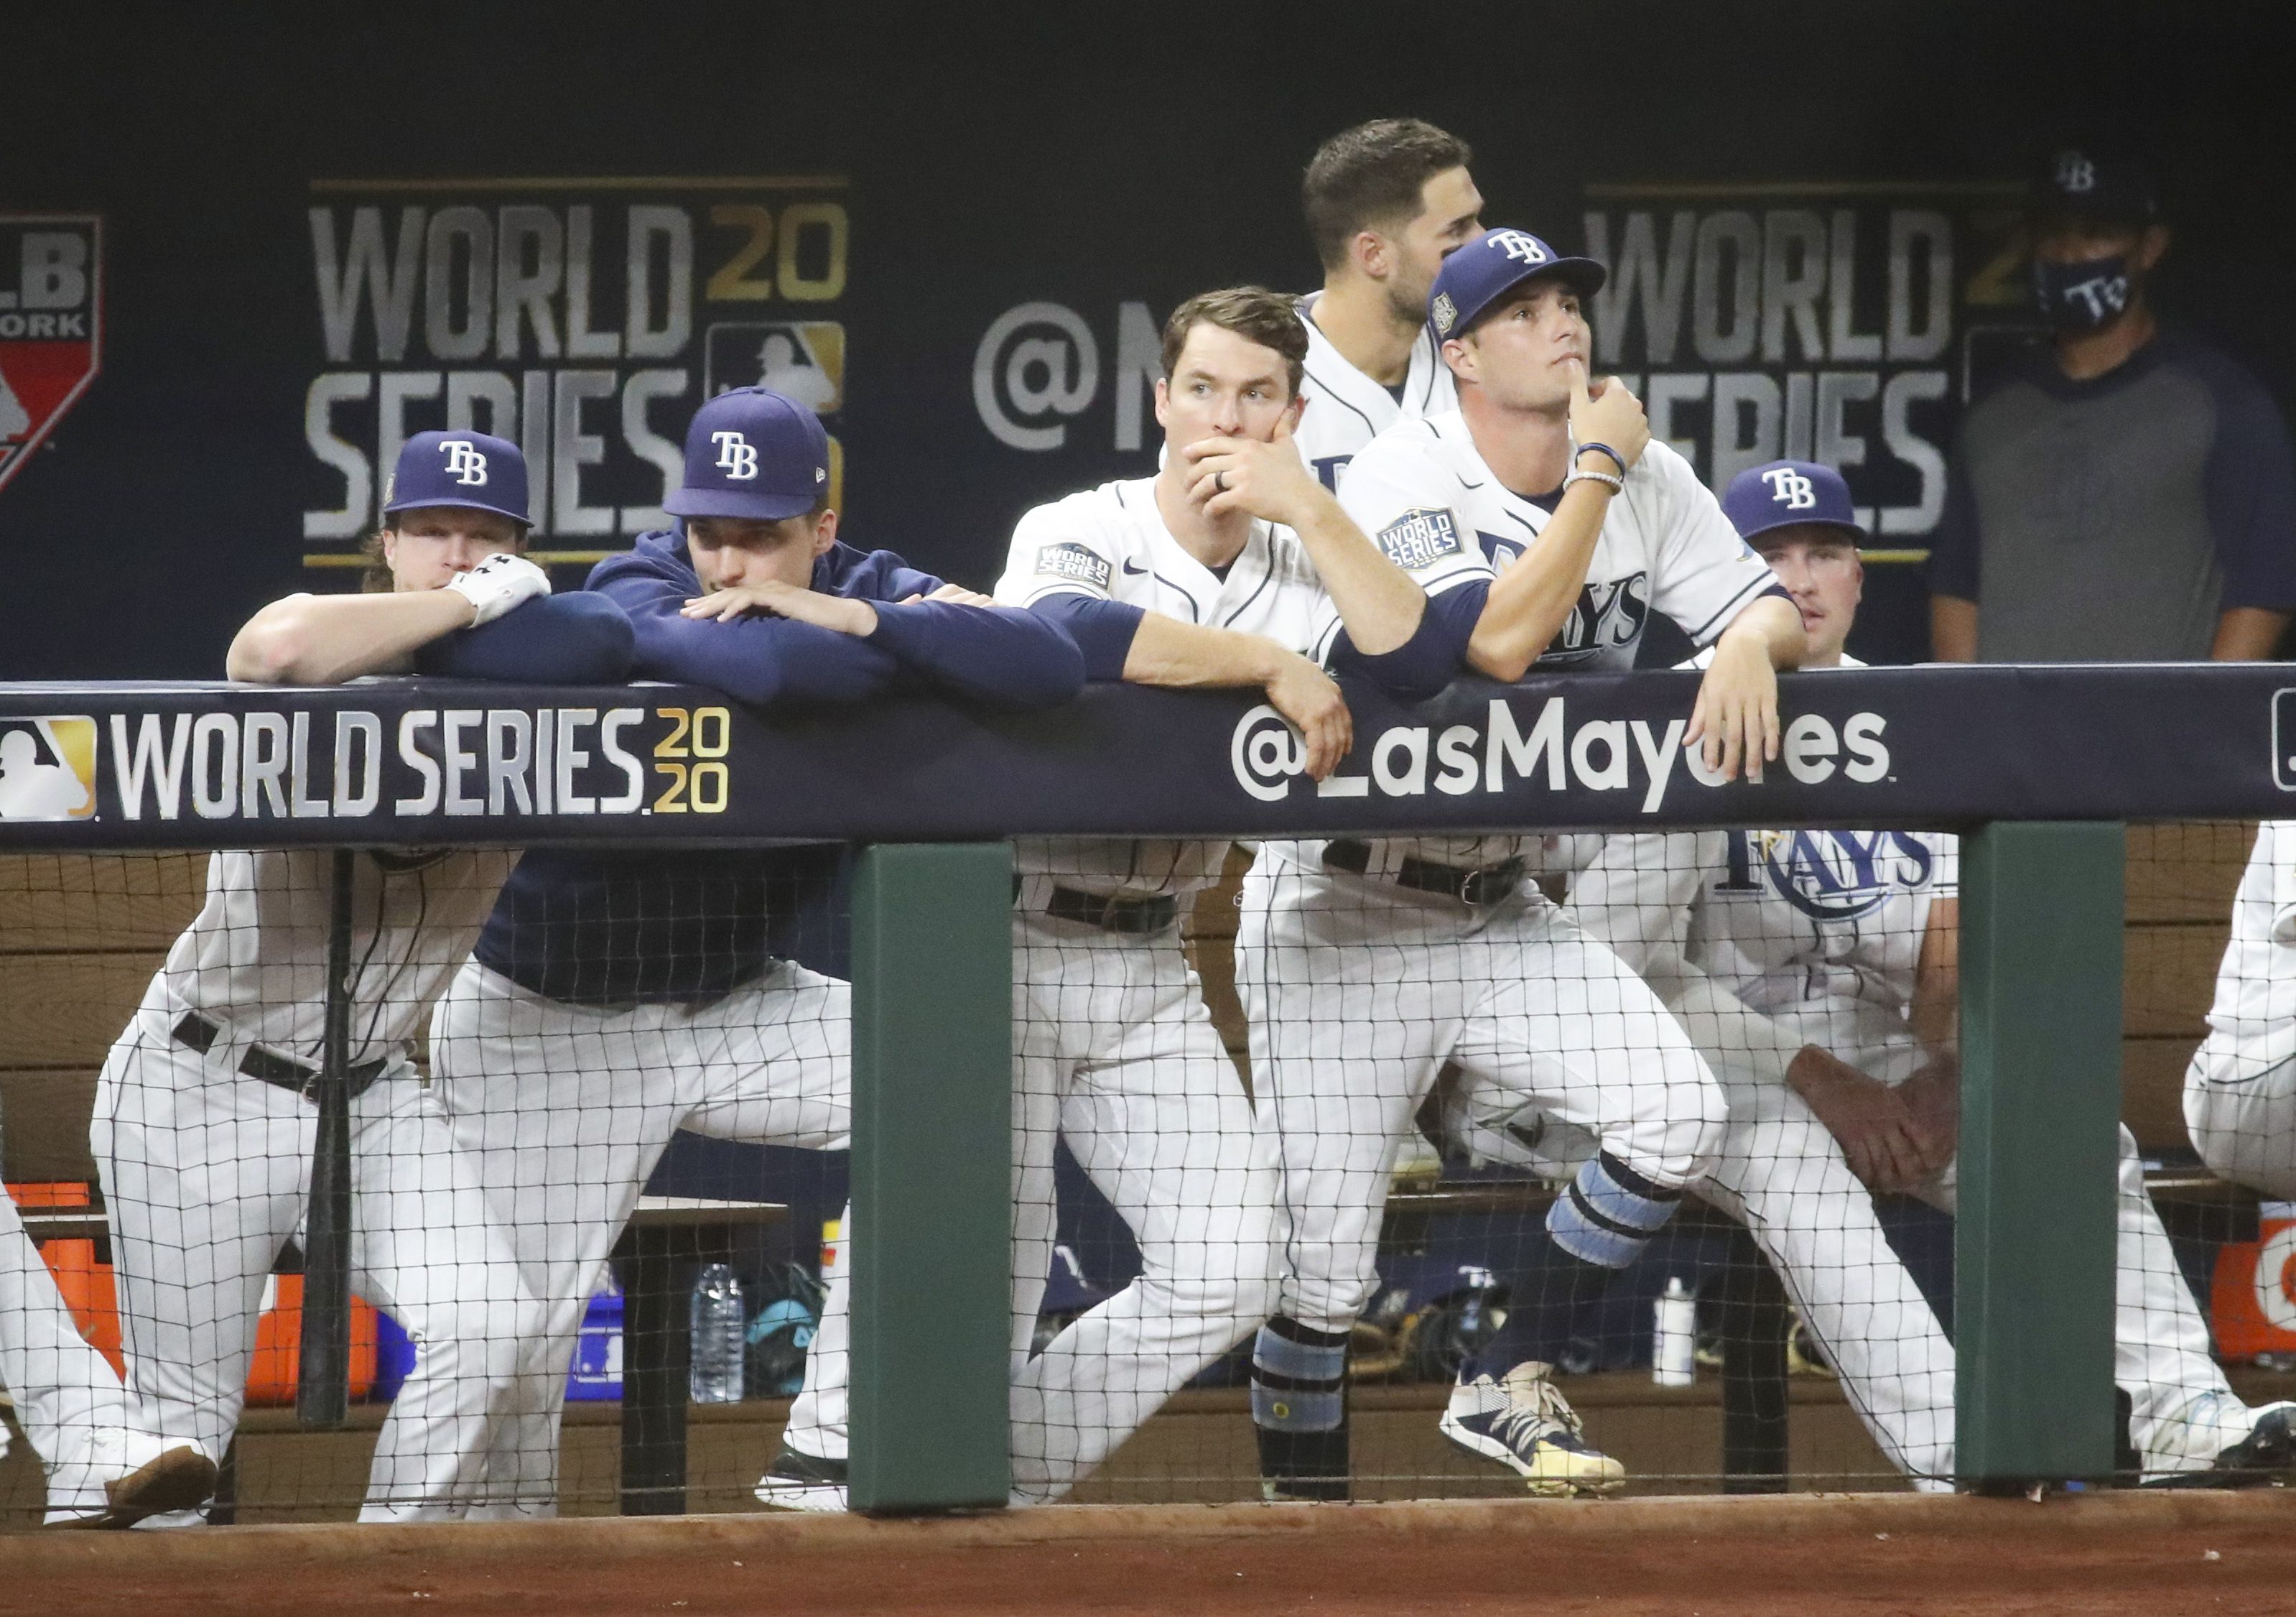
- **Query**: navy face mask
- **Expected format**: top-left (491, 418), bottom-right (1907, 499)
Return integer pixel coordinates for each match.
top-left (2032, 254), bottom-right (2132, 332)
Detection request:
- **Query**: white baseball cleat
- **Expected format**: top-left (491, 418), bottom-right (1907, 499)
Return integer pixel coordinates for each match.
top-left (45, 1432), bottom-right (218, 1529)
top-left (1439, 1362), bottom-right (1625, 1497)
top-left (752, 1444), bottom-right (850, 1512)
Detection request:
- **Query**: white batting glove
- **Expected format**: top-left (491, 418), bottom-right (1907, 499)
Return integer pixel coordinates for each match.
top-left (445, 552), bottom-right (551, 625)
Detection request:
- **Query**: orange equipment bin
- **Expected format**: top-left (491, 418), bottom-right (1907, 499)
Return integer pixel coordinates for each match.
top-left (9, 1182), bottom-right (378, 1401)
top-left (2212, 1213), bottom-right (2296, 1359)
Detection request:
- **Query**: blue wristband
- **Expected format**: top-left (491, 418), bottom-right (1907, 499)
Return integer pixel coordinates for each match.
top-left (1575, 442), bottom-right (1628, 477)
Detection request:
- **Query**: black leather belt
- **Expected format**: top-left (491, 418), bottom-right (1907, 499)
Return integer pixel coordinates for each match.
top-left (1321, 838), bottom-right (1528, 907)
top-left (1044, 885), bottom-right (1181, 935)
top-left (172, 1011), bottom-right (392, 1103)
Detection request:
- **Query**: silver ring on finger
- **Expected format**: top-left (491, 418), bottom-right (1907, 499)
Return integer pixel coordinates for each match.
top-left (1214, 472), bottom-right (1228, 493)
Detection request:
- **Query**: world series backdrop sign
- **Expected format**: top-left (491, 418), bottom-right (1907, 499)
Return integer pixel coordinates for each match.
top-left (1578, 180), bottom-right (2035, 555)
top-left (298, 176), bottom-right (850, 573)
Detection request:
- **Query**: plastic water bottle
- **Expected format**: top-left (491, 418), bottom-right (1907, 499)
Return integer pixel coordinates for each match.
top-left (689, 1263), bottom-right (746, 1404)
top-left (1652, 1276), bottom-right (1696, 1387)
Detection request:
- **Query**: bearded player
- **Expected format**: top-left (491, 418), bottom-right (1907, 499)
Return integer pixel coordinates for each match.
top-left (93, 431), bottom-right (630, 1524)
top-left (1288, 118), bottom-right (1482, 491)
top-left (1237, 227), bottom-right (1805, 1499)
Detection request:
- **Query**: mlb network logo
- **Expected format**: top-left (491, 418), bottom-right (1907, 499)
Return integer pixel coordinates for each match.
top-left (0, 716), bottom-right (98, 821)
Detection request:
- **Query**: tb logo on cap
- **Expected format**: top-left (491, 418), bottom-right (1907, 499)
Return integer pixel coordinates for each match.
top-left (1762, 467), bottom-right (1816, 509)
top-left (712, 430), bottom-right (759, 480)
top-left (2056, 150), bottom-right (2096, 193)
top-left (1492, 231), bottom-right (1549, 267)
top-left (442, 441), bottom-right (490, 486)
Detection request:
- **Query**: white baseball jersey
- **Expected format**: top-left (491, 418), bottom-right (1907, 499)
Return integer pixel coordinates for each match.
top-left (2196, 820), bottom-right (2296, 1068)
top-left (1324, 411), bottom-right (1780, 872)
top-left (995, 476), bottom-right (1338, 896)
top-left (1569, 647), bottom-right (1955, 1083)
top-left (1290, 293), bottom-right (1456, 493)
top-left (162, 847), bottom-right (518, 1064)
top-left (1572, 823), bottom-right (1956, 1072)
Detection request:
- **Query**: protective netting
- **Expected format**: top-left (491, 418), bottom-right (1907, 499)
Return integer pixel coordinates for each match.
top-left (0, 845), bottom-right (852, 1524)
top-left (3, 825), bottom-right (2292, 1525)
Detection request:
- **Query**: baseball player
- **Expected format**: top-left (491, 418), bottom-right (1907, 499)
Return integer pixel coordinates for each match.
top-left (1238, 227), bottom-right (1806, 1499)
top-left (763, 287), bottom-right (1459, 1507)
top-left (1456, 458), bottom-right (2291, 1486)
top-left (92, 430), bottom-right (632, 1524)
top-left (427, 386), bottom-right (1084, 1519)
top-left (2187, 826), bottom-right (2296, 1201)
top-left (1, 1172), bottom-right (209, 1525)
top-left (995, 284), bottom-right (1454, 1504)
top-left (1288, 118), bottom-right (1482, 491)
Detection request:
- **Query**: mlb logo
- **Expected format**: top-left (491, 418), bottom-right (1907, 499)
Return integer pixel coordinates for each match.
top-left (0, 716), bottom-right (98, 822)
top-left (704, 321), bottom-right (845, 412)
top-left (0, 218), bottom-right (103, 498)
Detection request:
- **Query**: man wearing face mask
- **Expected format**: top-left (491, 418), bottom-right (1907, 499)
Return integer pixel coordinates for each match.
top-left (1927, 147), bottom-right (2296, 663)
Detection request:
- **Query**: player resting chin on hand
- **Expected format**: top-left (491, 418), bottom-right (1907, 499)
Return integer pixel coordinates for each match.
top-left (762, 289), bottom-right (1455, 1511)
top-left (995, 285), bottom-right (1454, 781)
top-left (1233, 230), bottom-right (1800, 1504)
top-left (1344, 226), bottom-right (1804, 779)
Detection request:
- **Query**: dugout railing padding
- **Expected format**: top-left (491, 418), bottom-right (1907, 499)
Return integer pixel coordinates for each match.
top-left (5, 664), bottom-right (2293, 1509)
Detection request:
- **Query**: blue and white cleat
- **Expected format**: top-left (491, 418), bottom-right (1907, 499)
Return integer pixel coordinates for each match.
top-left (1439, 1361), bottom-right (1625, 1497)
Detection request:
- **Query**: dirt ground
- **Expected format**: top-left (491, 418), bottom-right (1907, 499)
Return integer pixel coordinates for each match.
top-left (4, 1489), bottom-right (2292, 1617)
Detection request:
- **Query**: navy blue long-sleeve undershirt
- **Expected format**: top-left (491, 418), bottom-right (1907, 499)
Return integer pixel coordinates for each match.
top-left (590, 530), bottom-right (1082, 708)
top-left (412, 590), bottom-right (636, 684)
top-left (477, 530), bottom-right (1079, 1006)
top-left (1329, 596), bottom-right (1469, 701)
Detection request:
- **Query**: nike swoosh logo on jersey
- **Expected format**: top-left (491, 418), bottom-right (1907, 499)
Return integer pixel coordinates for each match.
top-left (1121, 558), bottom-right (1148, 575)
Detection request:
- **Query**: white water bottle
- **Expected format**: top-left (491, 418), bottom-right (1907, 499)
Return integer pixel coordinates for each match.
top-left (689, 1262), bottom-right (746, 1404)
top-left (1652, 1276), bottom-right (1696, 1387)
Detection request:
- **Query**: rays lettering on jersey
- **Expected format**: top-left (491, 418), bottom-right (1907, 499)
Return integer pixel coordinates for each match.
top-left (1548, 570), bottom-right (1652, 666)
top-left (105, 705), bottom-right (669, 823)
top-left (1719, 829), bottom-right (1934, 920)
top-left (1472, 536), bottom-right (1652, 667)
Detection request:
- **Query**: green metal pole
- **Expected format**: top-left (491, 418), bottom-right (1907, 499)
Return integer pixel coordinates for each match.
top-left (848, 843), bottom-right (1013, 1511)
top-left (1956, 820), bottom-right (2124, 1487)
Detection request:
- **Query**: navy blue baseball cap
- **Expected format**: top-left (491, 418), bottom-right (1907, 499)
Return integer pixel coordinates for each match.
top-left (1722, 460), bottom-right (1865, 545)
top-left (1429, 228), bottom-right (1608, 342)
top-left (664, 386), bottom-right (831, 522)
top-left (2032, 147), bottom-right (2158, 228)
top-left (382, 430), bottom-right (530, 526)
